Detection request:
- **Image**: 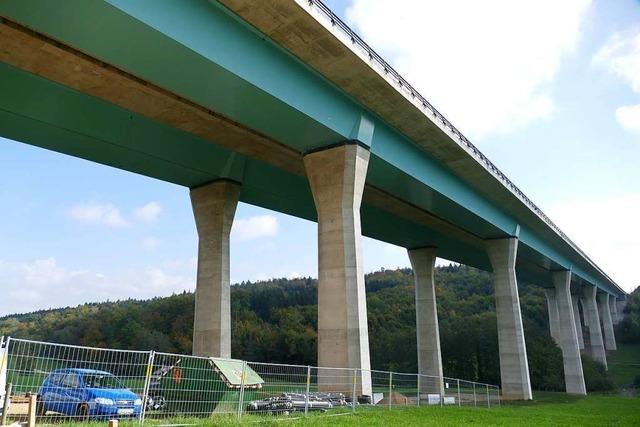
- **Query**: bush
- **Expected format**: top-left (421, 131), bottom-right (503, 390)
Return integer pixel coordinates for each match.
top-left (615, 287), bottom-right (640, 344)
top-left (581, 354), bottom-right (615, 392)
top-left (526, 335), bottom-right (564, 391)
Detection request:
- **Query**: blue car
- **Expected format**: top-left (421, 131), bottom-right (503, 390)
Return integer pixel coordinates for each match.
top-left (37, 368), bottom-right (142, 420)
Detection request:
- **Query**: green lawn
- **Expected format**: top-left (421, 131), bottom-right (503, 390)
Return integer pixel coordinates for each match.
top-left (61, 393), bottom-right (638, 427)
top-left (607, 344), bottom-right (640, 387)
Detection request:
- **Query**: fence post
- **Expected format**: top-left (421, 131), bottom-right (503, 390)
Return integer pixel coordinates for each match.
top-left (416, 374), bottom-right (420, 407)
top-left (304, 366), bottom-right (311, 417)
top-left (440, 378), bottom-right (444, 408)
top-left (237, 361), bottom-right (247, 420)
top-left (139, 351), bottom-right (155, 425)
top-left (388, 372), bottom-right (393, 411)
top-left (473, 382), bottom-right (477, 407)
top-left (486, 384), bottom-right (490, 408)
top-left (457, 379), bottom-right (461, 407)
top-left (351, 369), bottom-right (357, 414)
top-left (1, 383), bottom-right (12, 426)
top-left (496, 387), bottom-right (501, 407)
top-left (1, 337), bottom-right (12, 425)
top-left (26, 393), bottom-right (36, 427)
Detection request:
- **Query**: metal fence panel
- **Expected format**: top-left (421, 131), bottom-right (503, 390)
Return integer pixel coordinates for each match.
top-left (390, 372), bottom-right (418, 408)
top-left (4, 338), bottom-right (148, 422)
top-left (145, 352), bottom-right (243, 419)
top-left (0, 337), bottom-right (500, 424)
top-left (244, 361), bottom-right (309, 417)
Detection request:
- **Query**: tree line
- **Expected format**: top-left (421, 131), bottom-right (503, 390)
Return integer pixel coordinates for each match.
top-left (2, 265), bottom-right (635, 391)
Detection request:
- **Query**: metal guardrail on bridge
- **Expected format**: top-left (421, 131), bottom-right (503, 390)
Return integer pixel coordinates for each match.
top-left (304, 0), bottom-right (581, 250)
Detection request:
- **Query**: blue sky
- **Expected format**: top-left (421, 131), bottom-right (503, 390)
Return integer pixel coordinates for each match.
top-left (1, 0), bottom-right (639, 315)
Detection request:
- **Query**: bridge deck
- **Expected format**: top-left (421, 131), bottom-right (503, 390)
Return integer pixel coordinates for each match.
top-left (0, 0), bottom-right (624, 296)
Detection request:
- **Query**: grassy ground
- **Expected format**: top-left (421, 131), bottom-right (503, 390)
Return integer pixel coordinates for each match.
top-left (607, 344), bottom-right (640, 387)
top-left (54, 393), bottom-right (638, 427)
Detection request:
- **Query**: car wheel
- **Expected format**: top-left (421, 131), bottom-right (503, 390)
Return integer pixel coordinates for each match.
top-left (76, 403), bottom-right (90, 421)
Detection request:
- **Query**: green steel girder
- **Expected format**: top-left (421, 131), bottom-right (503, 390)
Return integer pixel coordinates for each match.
top-left (0, 0), bottom-right (623, 296)
top-left (0, 61), bottom-right (493, 269)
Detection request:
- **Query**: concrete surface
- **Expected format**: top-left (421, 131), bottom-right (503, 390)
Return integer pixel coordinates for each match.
top-left (190, 180), bottom-right (241, 358)
top-left (485, 238), bottom-right (532, 400)
top-left (609, 297), bottom-right (618, 325)
top-left (304, 143), bottom-right (372, 396)
top-left (571, 296), bottom-right (585, 350)
top-left (553, 271), bottom-right (586, 395)
top-left (408, 247), bottom-right (444, 396)
top-left (598, 293), bottom-right (617, 351)
top-left (582, 285), bottom-right (607, 368)
top-left (544, 289), bottom-right (560, 344)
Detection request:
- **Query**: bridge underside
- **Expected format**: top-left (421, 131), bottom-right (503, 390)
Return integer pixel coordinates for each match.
top-left (0, 17), bottom-right (582, 289)
top-left (0, 0), bottom-right (624, 400)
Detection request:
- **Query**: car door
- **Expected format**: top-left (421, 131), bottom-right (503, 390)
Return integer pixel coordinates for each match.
top-left (60, 372), bottom-right (83, 415)
top-left (46, 372), bottom-right (67, 415)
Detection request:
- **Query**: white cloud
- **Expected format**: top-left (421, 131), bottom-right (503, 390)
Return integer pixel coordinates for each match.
top-left (548, 193), bottom-right (640, 293)
top-left (140, 237), bottom-right (162, 250)
top-left (346, 0), bottom-right (591, 139)
top-left (593, 28), bottom-right (640, 134)
top-left (593, 28), bottom-right (640, 92)
top-left (133, 201), bottom-right (162, 222)
top-left (68, 203), bottom-right (129, 228)
top-left (615, 104), bottom-right (640, 133)
top-left (232, 215), bottom-right (279, 241)
top-left (0, 257), bottom-right (195, 316)
top-left (68, 201), bottom-right (162, 228)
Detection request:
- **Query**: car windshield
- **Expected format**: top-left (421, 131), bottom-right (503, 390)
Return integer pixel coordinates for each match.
top-left (82, 373), bottom-right (124, 389)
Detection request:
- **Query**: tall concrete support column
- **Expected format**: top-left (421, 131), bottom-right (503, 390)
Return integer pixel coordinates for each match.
top-left (190, 180), bottom-right (241, 358)
top-left (544, 289), bottom-right (560, 344)
top-left (553, 271), bottom-right (586, 395)
top-left (485, 238), bottom-right (532, 400)
top-left (304, 143), bottom-right (372, 396)
top-left (581, 297), bottom-right (590, 328)
top-left (571, 296), bottom-right (585, 350)
top-left (617, 299), bottom-right (627, 322)
top-left (582, 285), bottom-right (607, 368)
top-left (598, 293), bottom-right (617, 351)
top-left (408, 247), bottom-right (444, 396)
top-left (609, 298), bottom-right (618, 325)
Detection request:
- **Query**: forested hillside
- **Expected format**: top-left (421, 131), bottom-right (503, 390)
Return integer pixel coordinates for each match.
top-left (1, 265), bottom-right (629, 391)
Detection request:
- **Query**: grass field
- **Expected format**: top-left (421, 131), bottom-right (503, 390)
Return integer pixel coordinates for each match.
top-left (6, 346), bottom-right (639, 426)
top-left (607, 344), bottom-right (640, 388)
top-left (57, 393), bottom-right (639, 427)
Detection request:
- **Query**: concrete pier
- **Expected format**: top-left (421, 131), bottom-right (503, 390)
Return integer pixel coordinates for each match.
top-left (617, 298), bottom-right (627, 322)
top-left (304, 143), bottom-right (372, 396)
top-left (544, 289), bottom-right (561, 344)
top-left (582, 285), bottom-right (607, 368)
top-left (485, 238), bottom-right (532, 400)
top-left (598, 293), bottom-right (617, 351)
top-left (408, 247), bottom-right (444, 396)
top-left (609, 297), bottom-right (618, 325)
top-left (571, 296), bottom-right (585, 350)
top-left (581, 297), bottom-right (590, 328)
top-left (553, 271), bottom-right (586, 395)
top-left (190, 180), bottom-right (241, 358)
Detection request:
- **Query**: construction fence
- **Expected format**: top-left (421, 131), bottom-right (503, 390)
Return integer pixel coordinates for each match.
top-left (0, 336), bottom-right (500, 424)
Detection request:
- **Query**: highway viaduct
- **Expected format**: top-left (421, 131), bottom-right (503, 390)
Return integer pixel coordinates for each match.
top-left (0, 0), bottom-right (627, 400)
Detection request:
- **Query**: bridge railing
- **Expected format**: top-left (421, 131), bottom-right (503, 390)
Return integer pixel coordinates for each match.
top-left (0, 337), bottom-right (500, 423)
top-left (303, 0), bottom-right (583, 250)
